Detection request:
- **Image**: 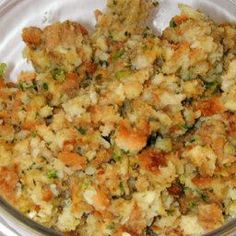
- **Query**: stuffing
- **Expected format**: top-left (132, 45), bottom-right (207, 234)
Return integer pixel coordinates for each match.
top-left (56, 201), bottom-right (80, 231)
top-left (62, 94), bottom-right (91, 119)
top-left (0, 144), bottom-right (12, 167)
top-left (197, 203), bottom-right (224, 231)
top-left (182, 145), bottom-right (217, 176)
top-left (0, 1), bottom-right (236, 236)
top-left (115, 119), bottom-right (149, 153)
top-left (83, 186), bottom-right (110, 212)
top-left (180, 215), bottom-right (205, 235)
top-left (58, 151), bottom-right (87, 170)
top-left (94, 0), bottom-right (153, 40)
top-left (138, 148), bottom-right (167, 175)
top-left (0, 164), bottom-right (19, 202)
top-left (23, 21), bottom-right (92, 72)
top-left (162, 4), bottom-right (224, 82)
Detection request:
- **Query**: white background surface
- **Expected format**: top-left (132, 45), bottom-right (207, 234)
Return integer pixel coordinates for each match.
top-left (0, 0), bottom-right (236, 235)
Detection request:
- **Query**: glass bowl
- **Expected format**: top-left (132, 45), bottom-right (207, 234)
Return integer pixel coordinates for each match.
top-left (0, 0), bottom-right (236, 235)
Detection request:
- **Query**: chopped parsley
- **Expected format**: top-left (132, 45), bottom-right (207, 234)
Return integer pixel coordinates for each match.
top-left (205, 81), bottom-right (220, 93)
top-left (112, 50), bottom-right (125, 60)
top-left (0, 63), bottom-right (7, 77)
top-left (166, 209), bottom-right (175, 216)
top-left (81, 181), bottom-right (90, 190)
top-left (115, 70), bottom-right (130, 80)
top-left (31, 131), bottom-right (37, 137)
top-left (18, 81), bottom-right (36, 91)
top-left (119, 181), bottom-right (125, 195)
top-left (47, 170), bottom-right (58, 179)
top-left (51, 68), bottom-right (66, 81)
top-left (205, 81), bottom-right (219, 89)
top-left (143, 27), bottom-right (152, 38)
top-left (182, 124), bottom-right (193, 130)
top-left (77, 127), bottom-right (87, 135)
top-left (201, 193), bottom-right (209, 202)
top-left (190, 138), bottom-right (196, 143)
top-left (169, 19), bottom-right (177, 28)
top-left (42, 82), bottom-right (49, 90)
top-left (188, 201), bottom-right (197, 209)
top-left (106, 222), bottom-right (116, 230)
top-left (112, 148), bottom-right (123, 162)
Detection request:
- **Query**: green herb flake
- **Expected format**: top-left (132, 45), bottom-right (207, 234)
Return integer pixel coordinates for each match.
top-left (166, 209), bottom-right (175, 216)
top-left (106, 222), bottom-right (116, 230)
top-left (142, 27), bottom-right (151, 38)
top-left (190, 137), bottom-right (196, 143)
top-left (0, 63), bottom-right (7, 77)
top-left (119, 181), bottom-right (125, 195)
top-left (77, 127), bottom-right (87, 135)
top-left (205, 81), bottom-right (218, 89)
top-left (182, 124), bottom-right (193, 130)
top-left (112, 50), bottom-right (125, 60)
top-left (46, 141), bottom-right (52, 145)
top-left (115, 70), bottom-right (130, 80)
top-left (183, 187), bottom-right (191, 195)
top-left (205, 81), bottom-right (220, 93)
top-left (169, 19), bottom-right (177, 28)
top-left (47, 169), bottom-right (58, 179)
top-left (51, 68), bottom-right (66, 81)
top-left (188, 201), bottom-right (197, 209)
top-left (119, 101), bottom-right (128, 118)
top-left (32, 131), bottom-right (37, 137)
top-left (81, 181), bottom-right (90, 190)
top-left (18, 81), bottom-right (35, 91)
top-left (112, 149), bottom-right (123, 162)
top-left (108, 32), bottom-right (114, 40)
top-left (43, 82), bottom-right (49, 90)
top-left (224, 163), bottom-right (231, 168)
top-left (201, 193), bottom-right (209, 202)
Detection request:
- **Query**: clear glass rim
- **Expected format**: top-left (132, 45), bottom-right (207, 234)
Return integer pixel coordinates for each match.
top-left (0, 197), bottom-right (61, 236)
top-left (204, 218), bottom-right (236, 236)
top-left (1, 194), bottom-right (236, 236)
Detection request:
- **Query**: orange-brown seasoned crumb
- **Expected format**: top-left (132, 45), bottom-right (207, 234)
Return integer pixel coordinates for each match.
top-left (22, 27), bottom-right (42, 46)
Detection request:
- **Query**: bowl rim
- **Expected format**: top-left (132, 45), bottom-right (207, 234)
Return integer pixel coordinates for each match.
top-left (1, 194), bottom-right (236, 236)
top-left (0, 197), bottom-right (61, 236)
